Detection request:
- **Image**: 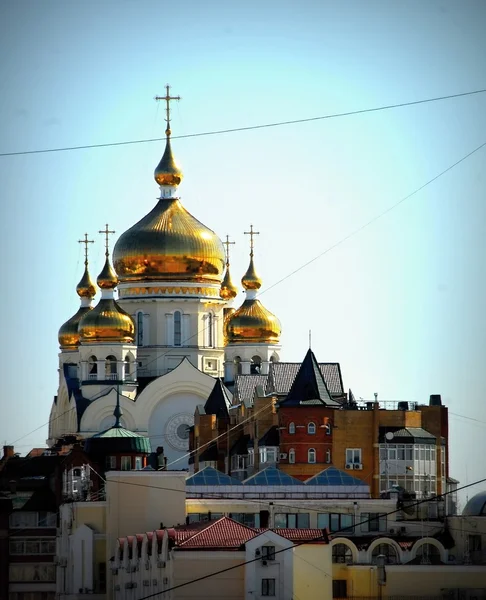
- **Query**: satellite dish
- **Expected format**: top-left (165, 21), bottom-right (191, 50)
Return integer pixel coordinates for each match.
top-left (385, 432), bottom-right (395, 441)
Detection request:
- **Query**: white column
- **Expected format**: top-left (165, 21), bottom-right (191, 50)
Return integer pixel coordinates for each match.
top-left (261, 361), bottom-right (270, 375)
top-left (241, 360), bottom-right (251, 375)
top-left (118, 359), bottom-right (125, 381)
top-left (98, 359), bottom-right (105, 380)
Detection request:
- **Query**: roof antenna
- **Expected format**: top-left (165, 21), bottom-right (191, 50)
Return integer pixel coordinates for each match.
top-left (309, 329), bottom-right (312, 349)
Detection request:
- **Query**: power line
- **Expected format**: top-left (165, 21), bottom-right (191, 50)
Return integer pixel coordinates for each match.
top-left (133, 477), bottom-right (486, 600)
top-left (1, 88), bottom-right (486, 157)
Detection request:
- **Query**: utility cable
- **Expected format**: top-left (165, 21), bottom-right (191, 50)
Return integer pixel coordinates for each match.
top-left (1, 88), bottom-right (485, 157)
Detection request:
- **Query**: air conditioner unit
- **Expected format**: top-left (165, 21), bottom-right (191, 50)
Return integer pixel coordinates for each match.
top-left (262, 560), bottom-right (268, 566)
top-left (353, 464), bottom-right (363, 470)
top-left (279, 453), bottom-right (287, 460)
top-left (345, 463), bottom-right (353, 470)
top-left (389, 528), bottom-right (396, 534)
top-left (255, 549), bottom-right (261, 557)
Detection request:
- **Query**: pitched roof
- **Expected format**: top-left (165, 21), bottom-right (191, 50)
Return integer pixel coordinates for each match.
top-left (186, 466), bottom-right (242, 486)
top-left (279, 349), bottom-right (339, 407)
top-left (379, 427), bottom-right (436, 443)
top-left (175, 517), bottom-right (256, 549)
top-left (230, 434), bottom-right (251, 456)
top-left (257, 425), bottom-right (279, 447)
top-left (204, 379), bottom-right (233, 418)
top-left (243, 466), bottom-right (301, 486)
top-left (234, 375), bottom-right (268, 407)
top-left (305, 466), bottom-right (367, 486)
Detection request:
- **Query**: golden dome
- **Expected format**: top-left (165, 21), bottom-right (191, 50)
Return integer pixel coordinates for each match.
top-left (76, 265), bottom-right (96, 298)
top-left (97, 257), bottom-right (118, 289)
top-left (113, 198), bottom-right (225, 284)
top-left (79, 299), bottom-right (135, 344)
top-left (154, 137), bottom-right (183, 187)
top-left (224, 298), bottom-right (281, 345)
top-left (241, 256), bottom-right (262, 291)
top-left (58, 306), bottom-right (93, 349)
top-left (220, 265), bottom-right (238, 300)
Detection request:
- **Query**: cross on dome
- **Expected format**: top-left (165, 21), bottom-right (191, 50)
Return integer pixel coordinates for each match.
top-left (155, 84), bottom-right (181, 137)
top-left (99, 224), bottom-right (115, 256)
top-left (78, 233), bottom-right (94, 266)
top-left (244, 224), bottom-right (260, 257)
top-left (223, 235), bottom-right (235, 266)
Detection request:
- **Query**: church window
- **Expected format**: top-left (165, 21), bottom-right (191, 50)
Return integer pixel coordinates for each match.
top-left (125, 356), bottom-right (132, 380)
top-left (137, 311), bottom-right (144, 346)
top-left (288, 422), bottom-right (295, 434)
top-left (308, 422), bottom-right (316, 435)
top-left (289, 448), bottom-right (295, 464)
top-left (88, 356), bottom-right (98, 379)
top-left (105, 356), bottom-right (117, 380)
top-left (174, 311), bottom-right (182, 346)
top-left (251, 355), bottom-right (262, 374)
top-left (206, 312), bottom-right (214, 347)
top-left (325, 422), bottom-right (332, 435)
top-left (121, 456), bottom-right (132, 471)
top-left (234, 356), bottom-right (242, 376)
top-left (308, 448), bottom-right (316, 464)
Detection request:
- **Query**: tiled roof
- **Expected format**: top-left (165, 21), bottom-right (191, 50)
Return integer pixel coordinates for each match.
top-left (243, 466), bottom-right (301, 486)
top-left (186, 466), bottom-right (242, 486)
top-left (305, 466), bottom-right (367, 486)
top-left (175, 517), bottom-right (257, 549)
top-left (204, 379), bottom-right (233, 418)
top-left (279, 350), bottom-right (335, 407)
top-left (268, 361), bottom-right (344, 397)
top-left (269, 528), bottom-right (329, 543)
top-left (234, 375), bottom-right (268, 407)
top-left (391, 428), bottom-right (436, 440)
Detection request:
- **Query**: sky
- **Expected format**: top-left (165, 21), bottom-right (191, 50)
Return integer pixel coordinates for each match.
top-left (0, 0), bottom-right (485, 504)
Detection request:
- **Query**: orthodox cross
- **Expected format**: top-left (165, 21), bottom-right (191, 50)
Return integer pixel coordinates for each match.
top-left (244, 224), bottom-right (260, 257)
top-left (223, 235), bottom-right (235, 265)
top-left (99, 224), bottom-right (115, 256)
top-left (155, 84), bottom-right (181, 135)
top-left (78, 233), bottom-right (94, 266)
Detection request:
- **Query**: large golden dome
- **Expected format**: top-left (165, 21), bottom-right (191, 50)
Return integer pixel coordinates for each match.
top-left (113, 133), bottom-right (225, 285)
top-left (224, 298), bottom-right (281, 345)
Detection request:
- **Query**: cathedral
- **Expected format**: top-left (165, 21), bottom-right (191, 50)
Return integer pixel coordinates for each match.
top-left (48, 88), bottom-right (282, 468)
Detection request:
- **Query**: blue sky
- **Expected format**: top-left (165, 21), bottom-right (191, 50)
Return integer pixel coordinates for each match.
top-left (1, 0), bottom-right (485, 502)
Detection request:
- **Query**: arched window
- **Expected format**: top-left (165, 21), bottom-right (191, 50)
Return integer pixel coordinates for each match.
top-left (251, 355), bottom-right (262, 374)
top-left (372, 543), bottom-right (399, 565)
top-left (174, 311), bottom-right (182, 346)
top-left (234, 356), bottom-right (242, 376)
top-left (416, 543), bottom-right (441, 565)
top-left (326, 449), bottom-right (331, 463)
top-left (105, 356), bottom-right (117, 380)
top-left (288, 422), bottom-right (295, 435)
top-left (289, 449), bottom-right (295, 464)
top-left (207, 313), bottom-right (214, 348)
top-left (308, 448), bottom-right (316, 464)
top-left (137, 312), bottom-right (144, 346)
top-left (125, 356), bottom-right (132, 380)
top-left (88, 356), bottom-right (98, 378)
top-left (308, 422), bottom-right (316, 435)
top-left (332, 543), bottom-right (353, 564)
top-left (325, 422), bottom-right (332, 435)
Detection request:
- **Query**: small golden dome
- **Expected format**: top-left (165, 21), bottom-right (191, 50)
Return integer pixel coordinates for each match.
top-left (224, 299), bottom-right (281, 345)
top-left (58, 306), bottom-right (93, 349)
top-left (78, 299), bottom-right (135, 344)
top-left (241, 256), bottom-right (262, 291)
top-left (220, 265), bottom-right (238, 300)
top-left (97, 257), bottom-right (118, 289)
top-left (76, 266), bottom-right (96, 298)
top-left (113, 198), bottom-right (225, 284)
top-left (154, 137), bottom-right (183, 187)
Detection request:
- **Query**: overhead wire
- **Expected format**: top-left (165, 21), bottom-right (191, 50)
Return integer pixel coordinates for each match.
top-left (1, 88), bottom-right (485, 158)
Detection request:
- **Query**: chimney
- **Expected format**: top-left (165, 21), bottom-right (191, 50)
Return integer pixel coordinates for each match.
top-left (2, 445), bottom-right (14, 460)
top-left (429, 394), bottom-right (442, 406)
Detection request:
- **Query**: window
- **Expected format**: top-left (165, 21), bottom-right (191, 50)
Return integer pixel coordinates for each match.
top-left (261, 546), bottom-right (276, 560)
top-left (234, 356), bottom-right (242, 375)
top-left (207, 313), bottom-right (214, 348)
top-left (106, 456), bottom-right (116, 470)
top-left (248, 449), bottom-right (254, 466)
top-left (333, 580), bottom-right (347, 598)
top-left (9, 564), bottom-right (56, 582)
top-left (325, 422), bottom-right (332, 435)
top-left (174, 311), bottom-right (182, 346)
top-left (125, 356), bottom-right (132, 380)
top-left (121, 456), bottom-right (132, 471)
top-left (10, 512), bottom-right (56, 528)
top-left (135, 456), bottom-right (143, 470)
top-left (288, 422), bottom-right (295, 435)
top-left (318, 513), bottom-right (354, 533)
top-left (251, 355), bottom-right (262, 374)
top-left (332, 543), bottom-right (353, 564)
top-left (371, 543), bottom-right (399, 564)
top-left (274, 513), bottom-right (310, 529)
top-left (262, 579), bottom-right (276, 596)
top-left (230, 513), bottom-right (260, 528)
top-left (289, 448), bottom-right (295, 464)
top-left (416, 543), bottom-right (441, 564)
top-left (308, 422), bottom-right (316, 434)
top-left (88, 355), bottom-right (98, 377)
top-left (360, 513), bottom-right (386, 533)
top-left (105, 355), bottom-right (117, 379)
top-left (137, 311), bottom-right (144, 346)
top-left (188, 513), bottom-right (224, 524)
top-left (9, 538), bottom-right (56, 555)
top-left (308, 448), bottom-right (316, 463)
top-left (469, 535), bottom-right (482, 552)
top-left (346, 448), bottom-right (361, 464)
top-left (98, 562), bottom-right (107, 593)
top-left (326, 449), bottom-right (331, 463)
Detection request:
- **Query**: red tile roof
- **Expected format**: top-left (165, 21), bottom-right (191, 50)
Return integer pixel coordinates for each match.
top-left (175, 517), bottom-right (257, 549)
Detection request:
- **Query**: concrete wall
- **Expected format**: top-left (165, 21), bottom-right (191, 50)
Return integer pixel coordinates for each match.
top-left (293, 544), bottom-right (332, 600)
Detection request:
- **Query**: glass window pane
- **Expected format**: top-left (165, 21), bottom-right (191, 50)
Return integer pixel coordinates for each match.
top-left (318, 514), bottom-right (330, 529)
top-left (341, 514), bottom-right (354, 532)
top-left (297, 514), bottom-right (310, 528)
top-left (330, 514), bottom-right (340, 532)
top-left (274, 514), bottom-right (286, 528)
top-left (288, 514), bottom-right (297, 529)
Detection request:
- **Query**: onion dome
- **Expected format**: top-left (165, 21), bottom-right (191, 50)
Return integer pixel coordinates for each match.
top-left (58, 242), bottom-right (96, 350)
top-left (113, 135), bottom-right (225, 285)
top-left (79, 236), bottom-right (135, 344)
top-left (241, 256), bottom-right (262, 291)
top-left (220, 235), bottom-right (238, 300)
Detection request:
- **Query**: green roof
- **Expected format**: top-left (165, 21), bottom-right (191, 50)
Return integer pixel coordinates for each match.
top-left (85, 426), bottom-right (151, 454)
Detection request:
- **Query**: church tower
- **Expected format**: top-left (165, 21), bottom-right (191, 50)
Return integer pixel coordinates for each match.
top-left (112, 86), bottom-right (227, 378)
top-left (224, 225), bottom-right (281, 382)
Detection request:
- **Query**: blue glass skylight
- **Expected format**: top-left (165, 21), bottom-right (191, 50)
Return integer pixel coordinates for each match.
top-left (305, 466), bottom-right (366, 486)
top-left (243, 466), bottom-right (301, 486)
top-left (186, 466), bottom-right (243, 486)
